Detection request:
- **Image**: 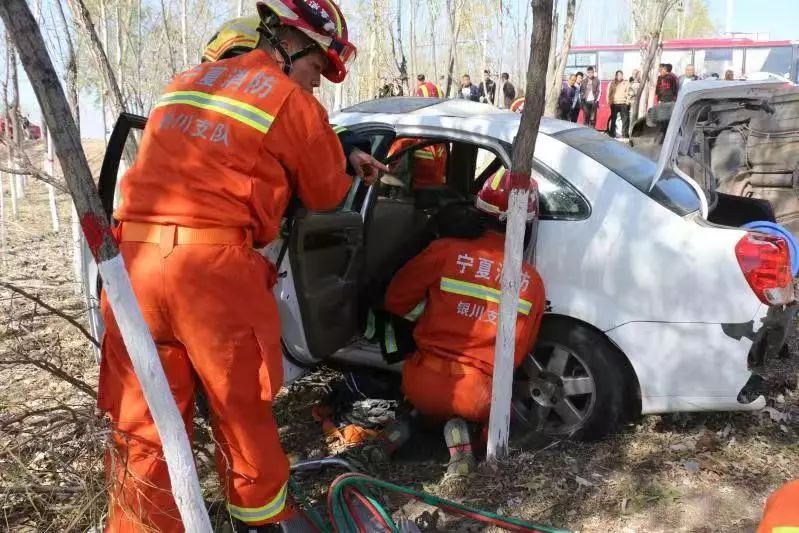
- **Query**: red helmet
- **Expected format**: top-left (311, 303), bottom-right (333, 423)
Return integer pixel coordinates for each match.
top-left (475, 168), bottom-right (538, 221)
top-left (510, 97), bottom-right (525, 113)
top-left (256, 0), bottom-right (356, 83)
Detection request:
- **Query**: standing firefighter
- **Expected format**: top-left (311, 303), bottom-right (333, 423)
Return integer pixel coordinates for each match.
top-left (383, 169), bottom-right (546, 475)
top-left (414, 74), bottom-right (444, 97)
top-left (97, 1), bottom-right (381, 531)
top-left (201, 15), bottom-right (380, 175)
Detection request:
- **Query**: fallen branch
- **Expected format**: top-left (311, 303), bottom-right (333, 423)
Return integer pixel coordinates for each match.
top-left (0, 405), bottom-right (80, 429)
top-left (0, 485), bottom-right (84, 495)
top-left (0, 353), bottom-right (97, 399)
top-left (0, 280), bottom-right (99, 347)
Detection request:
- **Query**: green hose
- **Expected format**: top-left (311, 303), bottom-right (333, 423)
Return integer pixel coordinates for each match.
top-left (291, 472), bottom-right (571, 533)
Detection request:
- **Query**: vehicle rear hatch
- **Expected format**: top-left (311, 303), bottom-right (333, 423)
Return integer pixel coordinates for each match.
top-left (652, 81), bottom-right (799, 232)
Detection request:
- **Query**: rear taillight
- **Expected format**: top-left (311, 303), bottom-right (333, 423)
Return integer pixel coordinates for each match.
top-left (735, 232), bottom-right (794, 305)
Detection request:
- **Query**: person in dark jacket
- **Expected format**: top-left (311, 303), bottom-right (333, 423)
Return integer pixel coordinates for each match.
top-left (580, 66), bottom-right (600, 127)
top-left (557, 74), bottom-right (578, 121)
top-left (478, 70), bottom-right (497, 105)
top-left (457, 74), bottom-right (481, 102)
top-left (499, 72), bottom-right (516, 108)
top-left (655, 63), bottom-right (679, 103)
top-left (571, 72), bottom-right (584, 122)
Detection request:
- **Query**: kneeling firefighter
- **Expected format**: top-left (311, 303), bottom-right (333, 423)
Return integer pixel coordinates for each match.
top-left (381, 169), bottom-right (546, 475)
top-left (97, 1), bottom-right (384, 532)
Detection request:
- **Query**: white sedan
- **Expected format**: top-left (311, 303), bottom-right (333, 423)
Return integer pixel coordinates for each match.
top-left (90, 81), bottom-right (798, 440)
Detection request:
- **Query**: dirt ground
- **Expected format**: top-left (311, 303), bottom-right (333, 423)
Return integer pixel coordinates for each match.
top-left (0, 139), bottom-right (798, 532)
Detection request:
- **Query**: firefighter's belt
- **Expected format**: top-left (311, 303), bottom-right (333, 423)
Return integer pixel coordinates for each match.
top-left (119, 222), bottom-right (253, 257)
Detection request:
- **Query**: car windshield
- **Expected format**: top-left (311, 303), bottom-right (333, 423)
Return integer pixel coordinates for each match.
top-left (553, 127), bottom-right (702, 216)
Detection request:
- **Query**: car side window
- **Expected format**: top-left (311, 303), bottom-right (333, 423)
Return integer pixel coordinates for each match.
top-left (340, 132), bottom-right (391, 212)
top-left (533, 160), bottom-right (591, 220)
top-left (473, 148), bottom-right (589, 220)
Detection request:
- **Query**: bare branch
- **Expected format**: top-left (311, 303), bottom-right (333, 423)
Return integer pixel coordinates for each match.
top-left (0, 281), bottom-right (99, 348)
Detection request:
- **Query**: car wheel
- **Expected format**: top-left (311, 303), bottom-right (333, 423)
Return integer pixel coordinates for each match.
top-left (511, 318), bottom-right (627, 441)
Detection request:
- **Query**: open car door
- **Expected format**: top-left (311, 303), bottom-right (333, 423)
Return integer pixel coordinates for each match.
top-left (286, 210), bottom-right (364, 359)
top-left (280, 124), bottom-right (395, 362)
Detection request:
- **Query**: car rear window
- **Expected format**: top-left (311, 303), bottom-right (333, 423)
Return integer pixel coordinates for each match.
top-left (553, 127), bottom-right (702, 216)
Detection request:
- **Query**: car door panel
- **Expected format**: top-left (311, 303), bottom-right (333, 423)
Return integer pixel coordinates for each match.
top-left (281, 123), bottom-right (396, 361)
top-left (289, 211), bottom-right (363, 358)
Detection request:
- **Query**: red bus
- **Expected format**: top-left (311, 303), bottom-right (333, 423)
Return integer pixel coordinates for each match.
top-left (566, 38), bottom-right (799, 131)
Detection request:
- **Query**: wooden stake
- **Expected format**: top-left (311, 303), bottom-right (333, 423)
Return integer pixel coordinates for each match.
top-left (46, 131), bottom-right (59, 233)
top-left (0, 1), bottom-right (212, 530)
top-left (487, 0), bottom-right (554, 461)
top-left (7, 151), bottom-right (17, 219)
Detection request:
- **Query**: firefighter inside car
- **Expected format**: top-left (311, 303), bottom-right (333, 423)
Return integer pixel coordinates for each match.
top-left (358, 168), bottom-right (546, 476)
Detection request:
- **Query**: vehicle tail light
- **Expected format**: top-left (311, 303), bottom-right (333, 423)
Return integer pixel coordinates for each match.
top-left (735, 232), bottom-right (794, 305)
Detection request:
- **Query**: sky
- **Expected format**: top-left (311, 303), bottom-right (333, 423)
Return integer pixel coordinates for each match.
top-left (12, 0), bottom-right (799, 139)
top-left (568, 0), bottom-right (799, 46)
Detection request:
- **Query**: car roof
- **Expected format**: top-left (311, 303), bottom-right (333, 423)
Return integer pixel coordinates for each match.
top-left (332, 97), bottom-right (580, 142)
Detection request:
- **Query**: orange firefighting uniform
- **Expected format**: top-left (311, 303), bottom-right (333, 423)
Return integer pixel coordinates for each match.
top-left (758, 480), bottom-right (799, 533)
top-left (415, 81), bottom-right (444, 98)
top-left (385, 231), bottom-right (545, 422)
top-left (387, 137), bottom-right (448, 189)
top-left (97, 48), bottom-right (352, 531)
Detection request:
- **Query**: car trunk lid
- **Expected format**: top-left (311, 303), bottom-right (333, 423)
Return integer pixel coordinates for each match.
top-left (652, 80), bottom-right (799, 196)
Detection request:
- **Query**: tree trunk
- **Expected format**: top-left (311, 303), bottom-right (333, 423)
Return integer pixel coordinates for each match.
top-left (0, 2), bottom-right (212, 529)
top-left (114, 2), bottom-right (125, 98)
top-left (390, 0), bottom-right (409, 91)
top-left (2, 36), bottom-right (17, 220)
top-left (544, 7), bottom-right (558, 110)
top-left (409, 0), bottom-right (416, 84)
top-left (137, 0), bottom-right (142, 98)
top-left (66, 0), bottom-right (136, 162)
top-left (487, 0), bottom-right (554, 461)
top-left (46, 131), bottom-right (59, 233)
top-left (55, 0), bottom-right (80, 136)
top-left (0, 51), bottom-right (5, 260)
top-left (159, 0), bottom-right (178, 78)
top-left (0, 160), bottom-right (5, 267)
top-left (9, 43), bottom-right (23, 201)
top-left (99, 0), bottom-right (109, 145)
top-left (431, 17), bottom-right (438, 89)
top-left (237, 0), bottom-right (245, 16)
top-left (630, 0), bottom-right (676, 135)
top-left (180, 0), bottom-right (189, 70)
top-left (445, 0), bottom-right (463, 97)
top-left (6, 152), bottom-right (17, 219)
top-left (496, 0), bottom-right (505, 94)
top-left (66, 0), bottom-right (126, 124)
top-left (545, 0), bottom-right (576, 117)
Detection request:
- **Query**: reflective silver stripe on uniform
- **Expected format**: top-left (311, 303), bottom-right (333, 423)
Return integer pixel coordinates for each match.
top-left (156, 90), bottom-right (274, 133)
top-left (384, 321), bottom-right (398, 354)
top-left (227, 483), bottom-right (287, 522)
top-left (440, 276), bottom-right (532, 315)
top-left (364, 310), bottom-right (376, 339)
top-left (403, 300), bottom-right (426, 322)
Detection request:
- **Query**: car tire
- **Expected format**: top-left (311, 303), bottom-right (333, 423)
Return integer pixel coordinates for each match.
top-left (511, 317), bottom-right (628, 442)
